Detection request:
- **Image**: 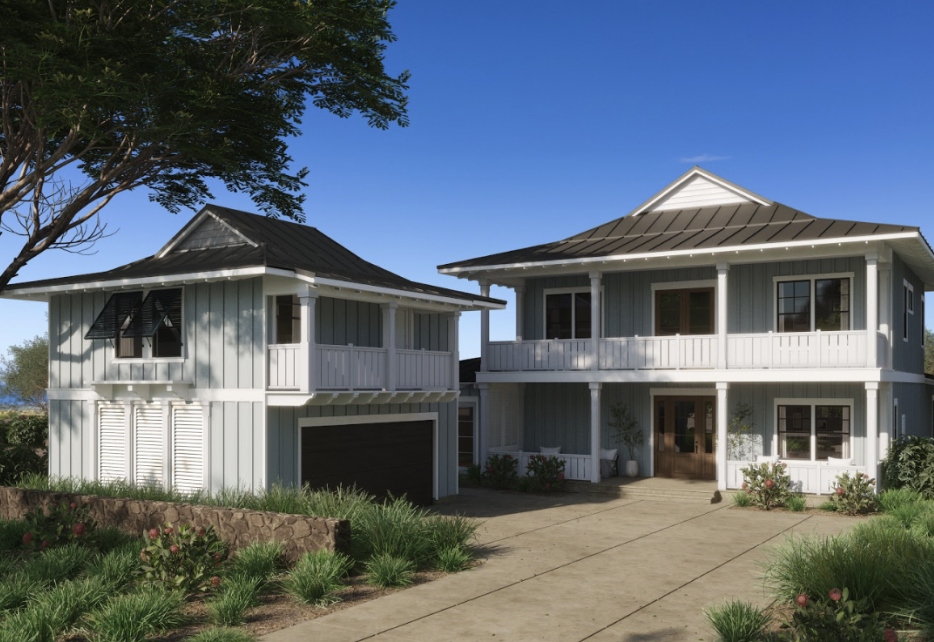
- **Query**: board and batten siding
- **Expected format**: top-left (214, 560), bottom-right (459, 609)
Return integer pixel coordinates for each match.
top-left (209, 401), bottom-right (265, 492)
top-left (48, 399), bottom-right (93, 480)
top-left (892, 381), bottom-right (934, 439)
top-left (315, 297), bottom-right (381, 347)
top-left (48, 278), bottom-right (265, 390)
top-left (892, 254), bottom-right (926, 375)
top-left (266, 401), bottom-right (458, 498)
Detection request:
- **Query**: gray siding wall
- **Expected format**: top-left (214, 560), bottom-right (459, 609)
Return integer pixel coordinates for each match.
top-left (892, 381), bottom-right (934, 439)
top-left (414, 313), bottom-right (450, 352)
top-left (48, 400), bottom-right (93, 480)
top-left (267, 401), bottom-right (459, 498)
top-left (210, 401), bottom-right (265, 492)
top-left (315, 297), bottom-right (381, 347)
top-left (49, 278), bottom-right (265, 390)
top-left (892, 254), bottom-right (926, 374)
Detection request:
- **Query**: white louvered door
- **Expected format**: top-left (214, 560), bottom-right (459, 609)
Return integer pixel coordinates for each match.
top-left (98, 404), bottom-right (127, 482)
top-left (134, 405), bottom-right (164, 487)
top-left (172, 406), bottom-right (204, 494)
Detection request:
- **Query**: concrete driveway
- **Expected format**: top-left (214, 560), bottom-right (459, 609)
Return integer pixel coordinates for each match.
top-left (263, 488), bottom-right (855, 642)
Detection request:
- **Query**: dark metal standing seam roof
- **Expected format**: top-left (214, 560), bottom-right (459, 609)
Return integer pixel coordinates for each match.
top-left (4, 206), bottom-right (504, 306)
top-left (439, 202), bottom-right (921, 270)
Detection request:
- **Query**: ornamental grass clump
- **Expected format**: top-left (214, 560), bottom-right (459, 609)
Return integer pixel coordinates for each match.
top-left (283, 550), bottom-right (353, 607)
top-left (207, 575), bottom-right (263, 627)
top-left (731, 492), bottom-right (752, 508)
top-left (186, 628), bottom-right (257, 642)
top-left (350, 496), bottom-right (432, 567)
top-left (740, 461), bottom-right (793, 510)
top-left (1, 576), bottom-right (115, 641)
top-left (785, 494), bottom-right (808, 512)
top-left (830, 471), bottom-right (877, 515)
top-left (83, 586), bottom-right (187, 642)
top-left (434, 546), bottom-right (472, 573)
top-left (365, 553), bottom-right (415, 588)
top-left (703, 599), bottom-right (770, 642)
top-left (226, 541), bottom-right (284, 587)
top-left (138, 523), bottom-right (229, 594)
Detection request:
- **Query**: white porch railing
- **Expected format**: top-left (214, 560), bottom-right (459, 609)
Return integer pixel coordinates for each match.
top-left (267, 344), bottom-right (300, 389)
top-left (396, 349), bottom-right (453, 389)
top-left (726, 460), bottom-right (868, 495)
top-left (317, 345), bottom-right (386, 390)
top-left (726, 331), bottom-right (867, 369)
top-left (600, 335), bottom-right (717, 370)
top-left (490, 449), bottom-right (593, 481)
top-left (487, 339), bottom-right (592, 371)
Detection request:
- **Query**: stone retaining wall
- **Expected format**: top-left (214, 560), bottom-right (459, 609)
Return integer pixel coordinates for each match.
top-left (0, 487), bottom-right (350, 562)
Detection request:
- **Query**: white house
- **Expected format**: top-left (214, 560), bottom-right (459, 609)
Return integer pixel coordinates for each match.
top-left (1, 206), bottom-right (504, 504)
top-left (439, 167), bottom-right (934, 493)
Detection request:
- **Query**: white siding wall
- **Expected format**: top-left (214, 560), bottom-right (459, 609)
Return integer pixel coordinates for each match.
top-left (649, 175), bottom-right (752, 211)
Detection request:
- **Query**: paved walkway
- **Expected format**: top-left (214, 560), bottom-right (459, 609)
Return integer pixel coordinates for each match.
top-left (263, 489), bottom-right (855, 642)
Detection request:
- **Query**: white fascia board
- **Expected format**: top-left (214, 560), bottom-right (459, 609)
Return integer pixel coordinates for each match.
top-left (0, 266), bottom-right (293, 301)
top-left (439, 232), bottom-right (926, 277)
top-left (300, 275), bottom-right (505, 311)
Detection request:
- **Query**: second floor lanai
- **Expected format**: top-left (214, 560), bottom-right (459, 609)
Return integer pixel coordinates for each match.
top-left (439, 167), bottom-right (934, 382)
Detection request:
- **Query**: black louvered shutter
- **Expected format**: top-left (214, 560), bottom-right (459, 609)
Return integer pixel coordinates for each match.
top-left (123, 289), bottom-right (182, 338)
top-left (85, 292), bottom-right (143, 340)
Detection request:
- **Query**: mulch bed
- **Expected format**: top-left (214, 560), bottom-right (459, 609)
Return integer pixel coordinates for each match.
top-left (727, 505), bottom-right (876, 517)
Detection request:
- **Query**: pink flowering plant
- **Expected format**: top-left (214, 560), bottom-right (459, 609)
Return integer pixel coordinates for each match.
top-left (829, 471), bottom-right (877, 515)
top-left (482, 453), bottom-right (519, 489)
top-left (740, 461), bottom-right (793, 510)
top-left (782, 587), bottom-right (888, 641)
top-left (524, 454), bottom-right (566, 492)
top-left (138, 522), bottom-right (229, 594)
top-left (22, 499), bottom-right (97, 550)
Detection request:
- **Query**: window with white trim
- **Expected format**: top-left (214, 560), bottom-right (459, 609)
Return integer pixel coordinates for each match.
top-left (274, 295), bottom-right (301, 344)
top-left (893, 398), bottom-right (899, 438)
top-left (776, 275), bottom-right (851, 333)
top-left (544, 289), bottom-right (591, 339)
top-left (776, 401), bottom-right (852, 461)
top-left (904, 280), bottom-right (914, 341)
top-left (87, 288), bottom-right (184, 359)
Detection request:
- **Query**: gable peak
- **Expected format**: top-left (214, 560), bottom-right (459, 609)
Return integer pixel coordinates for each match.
top-left (631, 167), bottom-right (772, 215)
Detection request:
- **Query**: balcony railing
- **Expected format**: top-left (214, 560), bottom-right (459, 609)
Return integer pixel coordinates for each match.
top-left (486, 330), bottom-right (881, 372)
top-left (267, 344), bottom-right (453, 391)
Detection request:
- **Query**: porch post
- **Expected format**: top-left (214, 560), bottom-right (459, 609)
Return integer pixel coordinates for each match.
top-left (514, 285), bottom-right (525, 341)
top-left (866, 253), bottom-right (879, 368)
top-left (449, 312), bottom-right (460, 391)
top-left (480, 280), bottom-right (491, 370)
top-left (590, 382), bottom-right (602, 483)
top-left (590, 272), bottom-right (601, 371)
top-left (866, 382), bottom-right (879, 484)
top-left (716, 382), bottom-right (729, 491)
top-left (879, 382), bottom-right (892, 463)
top-left (717, 264), bottom-right (729, 370)
top-left (879, 262), bottom-right (892, 369)
top-left (381, 302), bottom-right (398, 391)
top-left (478, 383), bottom-right (491, 465)
top-left (298, 289), bottom-right (318, 394)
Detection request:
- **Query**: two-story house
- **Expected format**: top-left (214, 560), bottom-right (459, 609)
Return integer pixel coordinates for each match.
top-left (1, 206), bottom-right (503, 505)
top-left (439, 167), bottom-right (934, 493)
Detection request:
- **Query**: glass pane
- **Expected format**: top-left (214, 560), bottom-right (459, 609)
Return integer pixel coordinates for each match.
top-left (575, 293), bottom-right (592, 339)
top-left (777, 280), bottom-right (811, 333)
top-left (779, 405), bottom-right (811, 459)
top-left (546, 294), bottom-right (573, 339)
top-left (704, 400), bottom-right (714, 453)
top-left (815, 405), bottom-right (849, 460)
top-left (815, 278), bottom-right (849, 331)
top-left (276, 295), bottom-right (300, 344)
top-left (673, 401), bottom-right (696, 454)
top-left (688, 291), bottom-right (713, 334)
top-left (656, 400), bottom-right (665, 452)
top-left (657, 292), bottom-right (681, 336)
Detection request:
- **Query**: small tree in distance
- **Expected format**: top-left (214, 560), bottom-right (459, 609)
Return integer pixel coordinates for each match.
top-left (0, 335), bottom-right (49, 411)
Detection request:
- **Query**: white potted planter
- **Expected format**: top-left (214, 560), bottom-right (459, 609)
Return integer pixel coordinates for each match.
top-left (609, 402), bottom-right (644, 480)
top-left (624, 459), bottom-right (639, 478)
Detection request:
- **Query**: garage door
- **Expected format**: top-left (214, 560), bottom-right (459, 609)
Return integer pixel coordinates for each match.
top-left (301, 420), bottom-right (434, 506)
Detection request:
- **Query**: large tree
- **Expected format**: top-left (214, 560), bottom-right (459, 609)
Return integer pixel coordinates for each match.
top-left (0, 0), bottom-right (409, 291)
top-left (0, 334), bottom-right (48, 411)
top-left (926, 328), bottom-right (933, 375)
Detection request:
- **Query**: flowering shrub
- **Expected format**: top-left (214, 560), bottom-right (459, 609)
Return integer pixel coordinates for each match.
top-left (524, 455), bottom-right (566, 492)
top-left (138, 522), bottom-right (229, 593)
top-left (482, 454), bottom-right (518, 489)
top-left (783, 587), bottom-right (888, 641)
top-left (829, 471), bottom-right (877, 515)
top-left (740, 461), bottom-right (793, 510)
top-left (22, 499), bottom-right (97, 549)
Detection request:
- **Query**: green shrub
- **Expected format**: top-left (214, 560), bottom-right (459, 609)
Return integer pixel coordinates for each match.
top-left (482, 454), bottom-right (518, 490)
top-left (138, 523), bottom-right (229, 594)
top-left (785, 494), bottom-right (807, 512)
top-left (2, 415), bottom-right (48, 450)
top-left (524, 454), bottom-right (566, 492)
top-left (817, 501), bottom-right (837, 512)
top-left (0, 517), bottom-right (29, 551)
top-left (0, 415), bottom-right (48, 486)
top-left (883, 436), bottom-right (934, 498)
top-left (84, 587), bottom-right (187, 642)
top-left (703, 599), bottom-right (770, 642)
top-left (887, 502), bottom-right (929, 528)
top-left (912, 507), bottom-right (934, 538)
top-left (783, 587), bottom-right (887, 641)
top-left (434, 546), bottom-right (471, 573)
top-left (464, 464), bottom-right (483, 485)
top-left (22, 499), bottom-right (98, 549)
top-left (740, 461), bottom-right (793, 510)
top-left (731, 492), bottom-right (752, 508)
top-left (877, 487), bottom-right (925, 513)
top-left (365, 553), bottom-right (415, 588)
top-left (227, 541), bottom-right (284, 586)
top-left (424, 514), bottom-right (478, 560)
top-left (185, 628), bottom-right (256, 642)
top-left (283, 550), bottom-right (352, 607)
top-left (829, 471), bottom-right (877, 515)
top-left (207, 576), bottom-right (262, 627)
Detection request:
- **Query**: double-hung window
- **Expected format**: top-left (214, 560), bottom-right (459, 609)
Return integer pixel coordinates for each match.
top-left (654, 288), bottom-right (714, 336)
top-left (544, 290), bottom-right (592, 339)
top-left (776, 275), bottom-right (851, 332)
top-left (776, 400), bottom-right (852, 461)
top-left (86, 288), bottom-right (184, 359)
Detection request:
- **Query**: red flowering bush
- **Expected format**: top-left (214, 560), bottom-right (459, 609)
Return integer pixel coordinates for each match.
top-left (524, 454), bottom-right (566, 492)
top-left (829, 471), bottom-right (877, 515)
top-left (482, 453), bottom-right (519, 489)
top-left (138, 522), bottom-right (229, 594)
top-left (740, 461), bottom-right (793, 510)
top-left (22, 499), bottom-right (97, 549)
top-left (783, 587), bottom-right (886, 641)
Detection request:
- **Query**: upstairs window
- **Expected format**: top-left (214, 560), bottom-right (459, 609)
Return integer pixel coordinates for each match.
top-left (86, 289), bottom-right (183, 359)
top-left (776, 276), bottom-right (851, 332)
top-left (904, 281), bottom-right (914, 342)
top-left (274, 295), bottom-right (302, 344)
top-left (545, 290), bottom-right (591, 340)
top-left (654, 288), bottom-right (714, 336)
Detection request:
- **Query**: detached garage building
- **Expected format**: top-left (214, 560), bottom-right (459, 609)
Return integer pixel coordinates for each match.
top-left (2, 205), bottom-right (503, 504)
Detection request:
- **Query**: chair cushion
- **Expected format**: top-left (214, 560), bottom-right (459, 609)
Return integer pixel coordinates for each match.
top-left (600, 448), bottom-right (618, 461)
top-left (539, 446), bottom-right (562, 455)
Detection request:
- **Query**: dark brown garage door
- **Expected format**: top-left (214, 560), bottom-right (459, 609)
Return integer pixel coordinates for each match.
top-left (301, 420), bottom-right (434, 506)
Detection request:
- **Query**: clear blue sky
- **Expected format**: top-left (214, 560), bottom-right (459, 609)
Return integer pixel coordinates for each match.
top-left (2, 1), bottom-right (933, 358)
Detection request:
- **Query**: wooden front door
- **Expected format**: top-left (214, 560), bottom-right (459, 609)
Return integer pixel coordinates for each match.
top-left (654, 396), bottom-right (716, 480)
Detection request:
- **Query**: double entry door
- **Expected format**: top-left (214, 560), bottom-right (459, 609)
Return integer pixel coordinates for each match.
top-left (654, 396), bottom-right (716, 480)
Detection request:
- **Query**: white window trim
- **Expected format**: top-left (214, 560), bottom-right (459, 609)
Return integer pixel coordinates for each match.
top-left (773, 272), bottom-right (855, 333)
top-left (457, 397), bottom-right (479, 470)
top-left (542, 286), bottom-right (603, 340)
top-left (894, 397), bottom-right (900, 438)
top-left (904, 280), bottom-right (914, 343)
top-left (112, 287), bottom-right (187, 362)
top-left (772, 397), bottom-right (855, 463)
top-left (650, 279), bottom-right (718, 336)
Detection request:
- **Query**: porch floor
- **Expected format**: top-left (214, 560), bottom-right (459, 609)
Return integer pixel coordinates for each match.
top-left (565, 475), bottom-right (721, 504)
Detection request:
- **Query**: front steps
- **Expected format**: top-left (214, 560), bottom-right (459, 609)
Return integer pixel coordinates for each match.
top-left (565, 478), bottom-right (722, 504)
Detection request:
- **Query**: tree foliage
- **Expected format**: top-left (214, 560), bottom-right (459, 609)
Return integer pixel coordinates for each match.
top-left (0, 0), bottom-right (409, 291)
top-left (926, 328), bottom-right (933, 375)
top-left (0, 334), bottom-right (49, 410)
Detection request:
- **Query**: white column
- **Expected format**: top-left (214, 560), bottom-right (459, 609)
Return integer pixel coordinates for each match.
top-left (717, 264), bottom-right (729, 370)
top-left (298, 290), bottom-right (318, 394)
top-left (590, 382), bottom-right (602, 483)
top-left (880, 262), bottom-right (892, 369)
top-left (478, 383), bottom-right (490, 465)
top-left (866, 253), bottom-right (879, 368)
top-left (480, 281), bottom-right (491, 370)
top-left (514, 285), bottom-right (525, 341)
top-left (879, 382), bottom-right (892, 462)
top-left (449, 312), bottom-right (460, 391)
top-left (866, 382), bottom-right (879, 484)
top-left (716, 382), bottom-right (729, 491)
top-left (517, 383), bottom-right (526, 452)
top-left (590, 272), bottom-right (601, 371)
top-left (381, 302), bottom-right (398, 391)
